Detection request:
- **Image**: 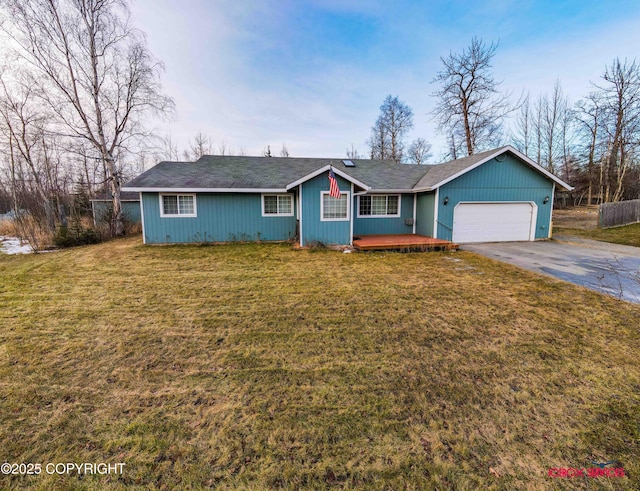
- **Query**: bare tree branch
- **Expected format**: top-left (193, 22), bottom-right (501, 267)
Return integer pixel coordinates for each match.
top-left (431, 37), bottom-right (517, 156)
top-left (0, 0), bottom-right (174, 235)
top-left (367, 95), bottom-right (414, 162)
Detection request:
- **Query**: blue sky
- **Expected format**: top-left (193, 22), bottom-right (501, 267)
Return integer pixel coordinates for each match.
top-left (131, 0), bottom-right (640, 161)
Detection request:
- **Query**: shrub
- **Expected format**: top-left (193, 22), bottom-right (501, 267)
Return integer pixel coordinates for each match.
top-left (54, 222), bottom-right (101, 248)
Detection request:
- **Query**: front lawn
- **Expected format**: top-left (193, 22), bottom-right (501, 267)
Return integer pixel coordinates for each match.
top-left (1, 238), bottom-right (639, 489)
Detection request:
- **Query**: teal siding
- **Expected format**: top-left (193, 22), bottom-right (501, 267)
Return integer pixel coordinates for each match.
top-left (415, 192), bottom-right (435, 236)
top-left (123, 201), bottom-right (142, 223)
top-left (435, 155), bottom-right (554, 241)
top-left (300, 173), bottom-right (351, 246)
top-left (93, 200), bottom-right (141, 224)
top-left (141, 192), bottom-right (297, 244)
top-left (353, 194), bottom-right (414, 236)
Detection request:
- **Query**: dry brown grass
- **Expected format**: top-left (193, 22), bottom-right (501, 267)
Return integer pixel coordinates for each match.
top-left (0, 238), bottom-right (638, 489)
top-left (554, 205), bottom-right (640, 247)
top-left (0, 218), bottom-right (17, 236)
top-left (4, 214), bottom-right (55, 251)
top-left (553, 206), bottom-right (599, 230)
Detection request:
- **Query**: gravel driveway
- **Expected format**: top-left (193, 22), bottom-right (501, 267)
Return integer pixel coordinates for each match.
top-left (461, 236), bottom-right (640, 303)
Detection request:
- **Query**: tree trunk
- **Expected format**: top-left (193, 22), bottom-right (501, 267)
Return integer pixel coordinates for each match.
top-left (104, 153), bottom-right (124, 235)
top-left (462, 101), bottom-right (473, 156)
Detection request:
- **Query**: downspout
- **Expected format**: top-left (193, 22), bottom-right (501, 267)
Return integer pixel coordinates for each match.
top-left (350, 183), bottom-right (354, 245)
top-left (298, 184), bottom-right (304, 247)
top-left (433, 188), bottom-right (439, 239)
top-left (549, 185), bottom-right (556, 239)
top-left (412, 193), bottom-right (417, 235)
top-left (139, 192), bottom-right (146, 244)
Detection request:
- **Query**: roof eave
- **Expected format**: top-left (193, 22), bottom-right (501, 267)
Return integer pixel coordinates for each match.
top-left (355, 189), bottom-right (417, 194)
top-left (90, 199), bottom-right (140, 202)
top-left (503, 146), bottom-right (574, 191)
top-left (122, 187), bottom-right (289, 193)
top-left (423, 145), bottom-right (574, 191)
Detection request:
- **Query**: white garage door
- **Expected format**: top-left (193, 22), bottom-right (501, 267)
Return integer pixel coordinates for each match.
top-left (452, 202), bottom-right (536, 243)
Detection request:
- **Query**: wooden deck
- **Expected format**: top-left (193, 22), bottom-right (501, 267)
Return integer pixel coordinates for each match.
top-left (352, 234), bottom-right (458, 251)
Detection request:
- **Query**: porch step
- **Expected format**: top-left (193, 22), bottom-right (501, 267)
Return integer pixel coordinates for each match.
top-left (352, 234), bottom-right (458, 252)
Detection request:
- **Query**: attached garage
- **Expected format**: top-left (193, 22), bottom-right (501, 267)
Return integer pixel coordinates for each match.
top-left (452, 202), bottom-right (537, 243)
top-left (425, 147), bottom-right (572, 243)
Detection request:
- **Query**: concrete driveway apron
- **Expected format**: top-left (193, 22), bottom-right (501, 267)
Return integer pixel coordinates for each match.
top-left (460, 236), bottom-right (640, 304)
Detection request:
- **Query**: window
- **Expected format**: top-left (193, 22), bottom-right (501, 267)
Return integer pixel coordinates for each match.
top-left (358, 195), bottom-right (400, 217)
top-left (321, 191), bottom-right (349, 221)
top-left (262, 194), bottom-right (294, 216)
top-left (160, 194), bottom-right (196, 217)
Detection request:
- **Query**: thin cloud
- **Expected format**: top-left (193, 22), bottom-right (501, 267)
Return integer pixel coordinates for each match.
top-left (131, 0), bottom-right (640, 159)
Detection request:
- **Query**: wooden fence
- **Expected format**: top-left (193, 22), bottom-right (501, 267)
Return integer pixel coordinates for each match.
top-left (599, 199), bottom-right (640, 228)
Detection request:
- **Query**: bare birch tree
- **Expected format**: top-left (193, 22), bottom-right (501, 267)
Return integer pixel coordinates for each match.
top-left (188, 132), bottom-right (213, 160)
top-left (346, 143), bottom-right (362, 159)
top-left (510, 93), bottom-right (532, 155)
top-left (367, 95), bottom-right (414, 162)
top-left (367, 115), bottom-right (389, 159)
top-left (407, 138), bottom-right (432, 164)
top-left (511, 81), bottom-right (574, 175)
top-left (0, 0), bottom-right (174, 235)
top-left (279, 143), bottom-right (290, 157)
top-left (160, 134), bottom-right (180, 161)
top-left (593, 58), bottom-right (640, 202)
top-left (0, 72), bottom-right (59, 230)
top-left (218, 141), bottom-right (229, 156)
top-left (432, 37), bottom-right (515, 156)
top-left (539, 80), bottom-right (571, 174)
top-left (575, 93), bottom-right (604, 204)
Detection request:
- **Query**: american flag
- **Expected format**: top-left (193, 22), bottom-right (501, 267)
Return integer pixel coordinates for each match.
top-left (328, 168), bottom-right (341, 199)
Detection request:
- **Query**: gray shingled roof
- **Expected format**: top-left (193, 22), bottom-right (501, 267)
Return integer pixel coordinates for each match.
top-left (123, 156), bottom-right (433, 191)
top-left (123, 146), bottom-right (570, 192)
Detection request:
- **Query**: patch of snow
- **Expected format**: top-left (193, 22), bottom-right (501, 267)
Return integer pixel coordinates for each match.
top-left (0, 236), bottom-right (33, 255)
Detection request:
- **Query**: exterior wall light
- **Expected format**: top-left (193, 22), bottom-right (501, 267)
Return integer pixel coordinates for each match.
top-left (443, 197), bottom-right (449, 205)
top-left (543, 196), bottom-right (550, 204)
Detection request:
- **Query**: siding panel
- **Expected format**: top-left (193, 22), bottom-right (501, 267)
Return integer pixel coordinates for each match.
top-left (141, 192), bottom-right (297, 244)
top-left (92, 201), bottom-right (141, 224)
top-left (415, 192), bottom-right (435, 237)
top-left (353, 194), bottom-right (415, 236)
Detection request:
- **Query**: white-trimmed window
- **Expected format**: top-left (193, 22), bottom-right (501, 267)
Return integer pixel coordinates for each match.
top-left (358, 195), bottom-right (400, 217)
top-left (321, 191), bottom-right (349, 221)
top-left (160, 193), bottom-right (197, 217)
top-left (262, 194), bottom-right (294, 216)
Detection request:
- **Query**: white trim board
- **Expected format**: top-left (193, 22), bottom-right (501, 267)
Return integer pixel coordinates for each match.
top-left (139, 191), bottom-right (146, 244)
top-left (124, 187), bottom-right (289, 193)
top-left (298, 185), bottom-right (304, 247)
top-left (286, 165), bottom-right (370, 191)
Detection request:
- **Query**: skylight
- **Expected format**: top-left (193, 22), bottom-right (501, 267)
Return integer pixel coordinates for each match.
top-left (342, 160), bottom-right (355, 167)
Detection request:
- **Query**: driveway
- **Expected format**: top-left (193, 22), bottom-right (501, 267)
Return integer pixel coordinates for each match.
top-left (461, 236), bottom-right (640, 303)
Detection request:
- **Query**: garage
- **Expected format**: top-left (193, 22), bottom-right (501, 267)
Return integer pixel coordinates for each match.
top-left (452, 202), bottom-right (537, 243)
